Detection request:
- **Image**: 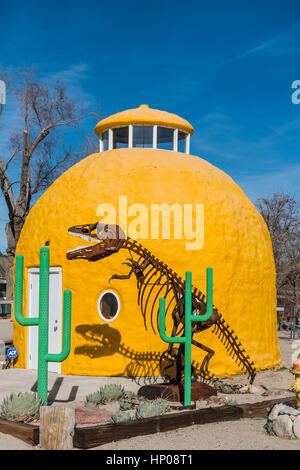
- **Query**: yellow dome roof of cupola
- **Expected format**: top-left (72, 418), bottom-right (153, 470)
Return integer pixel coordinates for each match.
top-left (94, 104), bottom-right (194, 136)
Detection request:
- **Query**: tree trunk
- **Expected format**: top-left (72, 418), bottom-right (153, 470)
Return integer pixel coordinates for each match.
top-left (0, 252), bottom-right (13, 300)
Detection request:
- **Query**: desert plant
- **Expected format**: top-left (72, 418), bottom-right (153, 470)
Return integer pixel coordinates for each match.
top-left (120, 399), bottom-right (134, 411)
top-left (153, 398), bottom-right (170, 413)
top-left (84, 390), bottom-right (105, 407)
top-left (136, 399), bottom-right (169, 419)
top-left (100, 384), bottom-right (125, 402)
top-left (225, 399), bottom-right (238, 406)
top-left (110, 411), bottom-right (132, 423)
top-left (0, 392), bottom-right (41, 423)
top-left (214, 381), bottom-right (234, 394)
top-left (84, 401), bottom-right (98, 408)
top-left (123, 390), bottom-right (134, 400)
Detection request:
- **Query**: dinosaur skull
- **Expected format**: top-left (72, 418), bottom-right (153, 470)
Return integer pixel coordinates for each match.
top-left (66, 223), bottom-right (126, 261)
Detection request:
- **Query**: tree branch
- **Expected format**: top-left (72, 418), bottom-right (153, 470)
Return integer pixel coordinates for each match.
top-left (0, 155), bottom-right (15, 217)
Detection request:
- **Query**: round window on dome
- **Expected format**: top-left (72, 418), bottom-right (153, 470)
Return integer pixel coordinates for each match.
top-left (97, 291), bottom-right (120, 322)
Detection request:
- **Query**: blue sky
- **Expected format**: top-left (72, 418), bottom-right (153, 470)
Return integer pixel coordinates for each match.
top-left (0, 0), bottom-right (300, 252)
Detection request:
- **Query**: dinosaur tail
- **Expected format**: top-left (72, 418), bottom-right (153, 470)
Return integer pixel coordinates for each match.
top-left (212, 313), bottom-right (256, 384)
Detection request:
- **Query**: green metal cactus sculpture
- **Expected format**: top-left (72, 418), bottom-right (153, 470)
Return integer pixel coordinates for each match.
top-left (14, 247), bottom-right (72, 405)
top-left (159, 268), bottom-right (213, 407)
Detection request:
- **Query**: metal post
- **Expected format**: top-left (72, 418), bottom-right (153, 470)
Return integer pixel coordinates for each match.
top-left (38, 247), bottom-right (50, 404)
top-left (184, 271), bottom-right (192, 406)
top-left (159, 268), bottom-right (213, 406)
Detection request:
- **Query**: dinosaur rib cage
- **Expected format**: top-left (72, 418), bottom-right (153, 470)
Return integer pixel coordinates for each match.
top-left (116, 238), bottom-right (256, 384)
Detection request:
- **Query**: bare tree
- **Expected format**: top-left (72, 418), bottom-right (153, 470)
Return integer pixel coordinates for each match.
top-left (0, 67), bottom-right (98, 299)
top-left (256, 192), bottom-right (300, 307)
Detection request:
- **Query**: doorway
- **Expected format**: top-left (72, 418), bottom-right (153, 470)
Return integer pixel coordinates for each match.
top-left (27, 267), bottom-right (62, 373)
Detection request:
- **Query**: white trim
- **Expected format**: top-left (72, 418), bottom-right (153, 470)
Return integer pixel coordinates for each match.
top-left (128, 125), bottom-right (133, 148)
top-left (99, 135), bottom-right (103, 152)
top-left (173, 128), bottom-right (178, 152)
top-left (185, 134), bottom-right (190, 154)
top-left (97, 290), bottom-right (120, 323)
top-left (108, 129), bottom-right (113, 150)
top-left (28, 267), bottom-right (62, 275)
top-left (153, 125), bottom-right (157, 149)
top-left (97, 124), bottom-right (190, 153)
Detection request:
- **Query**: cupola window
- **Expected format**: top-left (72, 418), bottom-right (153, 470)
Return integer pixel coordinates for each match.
top-left (100, 126), bottom-right (189, 153)
top-left (132, 126), bottom-right (153, 148)
top-left (178, 130), bottom-right (188, 153)
top-left (157, 126), bottom-right (174, 151)
top-left (113, 126), bottom-right (129, 148)
top-left (102, 130), bottom-right (109, 151)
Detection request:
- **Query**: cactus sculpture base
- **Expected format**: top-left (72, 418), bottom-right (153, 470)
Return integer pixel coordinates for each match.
top-left (138, 382), bottom-right (217, 403)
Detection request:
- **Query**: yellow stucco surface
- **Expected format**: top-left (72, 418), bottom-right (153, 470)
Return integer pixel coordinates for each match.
top-left (13, 148), bottom-right (281, 378)
top-left (94, 104), bottom-right (194, 135)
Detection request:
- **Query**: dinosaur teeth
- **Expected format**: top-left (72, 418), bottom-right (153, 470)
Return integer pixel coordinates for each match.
top-left (66, 243), bottom-right (98, 254)
top-left (68, 231), bottom-right (96, 242)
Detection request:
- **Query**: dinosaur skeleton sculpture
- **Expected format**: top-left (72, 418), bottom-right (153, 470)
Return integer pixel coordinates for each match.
top-left (67, 222), bottom-right (256, 385)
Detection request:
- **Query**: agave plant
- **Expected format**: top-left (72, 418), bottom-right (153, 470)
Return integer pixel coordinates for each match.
top-left (0, 392), bottom-right (41, 423)
top-left (110, 411), bottom-right (132, 423)
top-left (136, 398), bottom-right (169, 419)
top-left (120, 398), bottom-right (134, 411)
top-left (123, 391), bottom-right (134, 401)
top-left (84, 390), bottom-right (105, 408)
top-left (100, 384), bottom-right (125, 402)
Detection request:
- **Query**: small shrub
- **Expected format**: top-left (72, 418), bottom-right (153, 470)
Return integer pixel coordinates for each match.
top-left (120, 399), bottom-right (134, 410)
top-left (136, 399), bottom-right (169, 419)
top-left (110, 411), bottom-right (132, 423)
top-left (101, 384), bottom-right (125, 402)
top-left (0, 392), bottom-right (41, 423)
top-left (84, 390), bottom-right (105, 407)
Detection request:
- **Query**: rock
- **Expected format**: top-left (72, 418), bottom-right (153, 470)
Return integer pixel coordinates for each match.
top-left (206, 396), bottom-right (226, 406)
top-left (293, 415), bottom-right (300, 438)
top-left (268, 404), bottom-right (300, 421)
top-left (75, 406), bottom-right (113, 424)
top-left (240, 384), bottom-right (264, 395)
top-left (261, 387), bottom-right (286, 397)
top-left (264, 420), bottom-right (275, 435)
top-left (273, 415), bottom-right (295, 439)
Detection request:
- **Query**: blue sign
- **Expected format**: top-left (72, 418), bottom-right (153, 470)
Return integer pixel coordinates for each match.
top-left (7, 347), bottom-right (18, 360)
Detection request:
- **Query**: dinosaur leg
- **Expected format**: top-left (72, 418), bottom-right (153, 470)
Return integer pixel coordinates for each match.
top-left (191, 338), bottom-right (215, 375)
top-left (159, 322), bottom-right (183, 383)
top-left (170, 343), bottom-right (185, 385)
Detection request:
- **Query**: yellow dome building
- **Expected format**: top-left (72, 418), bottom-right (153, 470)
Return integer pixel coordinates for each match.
top-left (13, 104), bottom-right (280, 379)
